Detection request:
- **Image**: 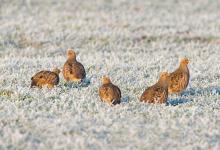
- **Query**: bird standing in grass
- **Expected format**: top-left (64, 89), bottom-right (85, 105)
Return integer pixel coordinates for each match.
top-left (140, 72), bottom-right (170, 104)
top-left (63, 49), bottom-right (86, 83)
top-left (99, 76), bottom-right (121, 105)
top-left (31, 68), bottom-right (60, 88)
top-left (168, 58), bottom-right (190, 94)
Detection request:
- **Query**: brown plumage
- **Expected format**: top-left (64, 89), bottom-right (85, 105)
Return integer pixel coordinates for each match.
top-left (63, 49), bottom-right (86, 82)
top-left (140, 72), bottom-right (170, 104)
top-left (168, 58), bottom-right (190, 94)
top-left (31, 68), bottom-right (60, 88)
top-left (99, 76), bottom-right (121, 105)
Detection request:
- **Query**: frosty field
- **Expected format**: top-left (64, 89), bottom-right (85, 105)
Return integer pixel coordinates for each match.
top-left (0, 0), bottom-right (220, 149)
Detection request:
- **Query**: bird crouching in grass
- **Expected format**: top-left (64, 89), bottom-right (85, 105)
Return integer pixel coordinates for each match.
top-left (140, 72), bottom-right (170, 104)
top-left (99, 76), bottom-right (121, 106)
top-left (31, 68), bottom-right (60, 89)
top-left (62, 49), bottom-right (86, 83)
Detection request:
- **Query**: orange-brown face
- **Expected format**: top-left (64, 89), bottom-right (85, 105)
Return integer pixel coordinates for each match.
top-left (67, 49), bottom-right (76, 59)
top-left (102, 76), bottom-right (111, 84)
top-left (181, 58), bottom-right (189, 65)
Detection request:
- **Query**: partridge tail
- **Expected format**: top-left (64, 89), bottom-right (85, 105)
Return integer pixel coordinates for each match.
top-left (30, 80), bottom-right (36, 88)
top-left (112, 99), bottom-right (120, 105)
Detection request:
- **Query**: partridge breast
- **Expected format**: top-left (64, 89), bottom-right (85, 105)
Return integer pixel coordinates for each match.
top-left (99, 83), bottom-right (121, 105)
top-left (168, 71), bottom-right (189, 93)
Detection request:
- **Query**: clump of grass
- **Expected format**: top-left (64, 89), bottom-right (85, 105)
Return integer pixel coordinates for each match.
top-left (18, 94), bottom-right (34, 101)
top-left (0, 89), bottom-right (14, 97)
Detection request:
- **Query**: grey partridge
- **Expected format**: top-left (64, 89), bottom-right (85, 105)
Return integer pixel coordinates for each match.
top-left (140, 72), bottom-right (170, 104)
top-left (63, 49), bottom-right (86, 82)
top-left (168, 58), bottom-right (190, 94)
top-left (99, 76), bottom-right (121, 105)
top-left (31, 68), bottom-right (60, 88)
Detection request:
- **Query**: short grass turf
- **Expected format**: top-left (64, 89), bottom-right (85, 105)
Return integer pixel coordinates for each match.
top-left (0, 0), bottom-right (220, 149)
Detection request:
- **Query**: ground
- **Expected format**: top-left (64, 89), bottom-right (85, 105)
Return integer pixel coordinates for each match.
top-left (0, 0), bottom-right (220, 149)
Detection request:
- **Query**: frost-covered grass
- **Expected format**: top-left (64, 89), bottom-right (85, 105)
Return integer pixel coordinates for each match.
top-left (0, 0), bottom-right (220, 149)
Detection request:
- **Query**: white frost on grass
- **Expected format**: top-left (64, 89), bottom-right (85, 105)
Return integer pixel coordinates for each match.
top-left (0, 0), bottom-right (220, 149)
